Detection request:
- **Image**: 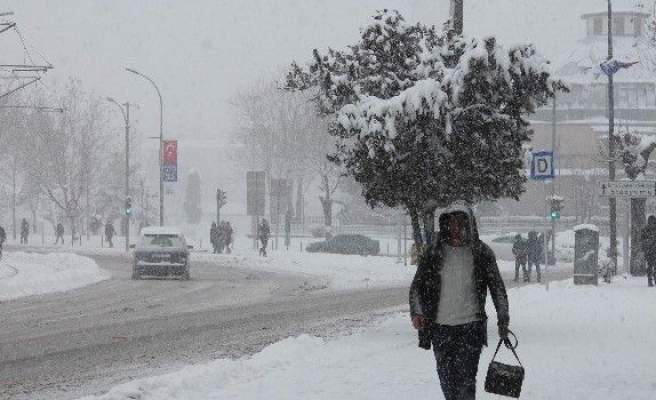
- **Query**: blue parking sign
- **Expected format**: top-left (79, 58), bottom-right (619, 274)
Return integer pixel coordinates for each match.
top-left (530, 151), bottom-right (554, 180)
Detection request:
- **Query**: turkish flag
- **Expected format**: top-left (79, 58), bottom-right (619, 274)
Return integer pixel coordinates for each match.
top-left (163, 140), bottom-right (177, 164)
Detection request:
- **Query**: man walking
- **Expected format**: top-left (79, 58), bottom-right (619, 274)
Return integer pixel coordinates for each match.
top-left (409, 203), bottom-right (510, 400)
top-left (258, 219), bottom-right (270, 256)
top-left (55, 222), bottom-right (65, 245)
top-left (20, 218), bottom-right (29, 244)
top-left (640, 215), bottom-right (656, 287)
top-left (224, 221), bottom-right (234, 254)
top-left (526, 231), bottom-right (542, 283)
top-left (512, 234), bottom-right (527, 282)
top-left (105, 221), bottom-right (116, 248)
top-left (210, 222), bottom-right (219, 254)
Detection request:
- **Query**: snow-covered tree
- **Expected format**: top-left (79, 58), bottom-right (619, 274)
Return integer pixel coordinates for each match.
top-left (616, 128), bottom-right (656, 275)
top-left (184, 169), bottom-right (202, 224)
top-left (287, 10), bottom-right (560, 245)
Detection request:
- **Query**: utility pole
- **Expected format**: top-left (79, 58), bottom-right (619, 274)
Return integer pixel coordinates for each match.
top-left (607, 0), bottom-right (618, 269)
top-left (126, 68), bottom-right (164, 226)
top-left (450, 0), bottom-right (464, 34)
top-left (107, 98), bottom-right (132, 251)
top-left (551, 85), bottom-right (557, 262)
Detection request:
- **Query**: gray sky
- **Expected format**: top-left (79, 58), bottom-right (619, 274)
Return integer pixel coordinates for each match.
top-left (1, 0), bottom-right (618, 143)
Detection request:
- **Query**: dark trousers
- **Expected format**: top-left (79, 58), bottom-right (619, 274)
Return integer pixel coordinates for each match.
top-left (431, 321), bottom-right (484, 400)
top-left (527, 257), bottom-right (541, 282)
top-left (259, 239), bottom-right (268, 256)
top-left (514, 257), bottom-right (527, 281)
top-left (647, 253), bottom-right (656, 286)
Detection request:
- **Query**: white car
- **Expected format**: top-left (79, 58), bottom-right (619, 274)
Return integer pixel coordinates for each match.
top-left (131, 226), bottom-right (191, 280)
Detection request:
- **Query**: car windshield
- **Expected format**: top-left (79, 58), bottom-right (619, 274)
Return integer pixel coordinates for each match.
top-left (140, 234), bottom-right (184, 248)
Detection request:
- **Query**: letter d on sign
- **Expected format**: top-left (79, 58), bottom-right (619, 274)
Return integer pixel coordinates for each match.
top-left (530, 151), bottom-right (554, 180)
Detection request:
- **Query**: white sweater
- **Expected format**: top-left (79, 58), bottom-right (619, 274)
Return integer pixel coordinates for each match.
top-left (436, 244), bottom-right (480, 326)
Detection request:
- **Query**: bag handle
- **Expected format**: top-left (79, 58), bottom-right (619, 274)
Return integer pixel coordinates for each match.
top-left (491, 330), bottom-right (523, 368)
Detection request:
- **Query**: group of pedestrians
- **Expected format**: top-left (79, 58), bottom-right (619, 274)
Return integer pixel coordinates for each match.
top-left (210, 221), bottom-right (233, 254)
top-left (512, 231), bottom-right (544, 283)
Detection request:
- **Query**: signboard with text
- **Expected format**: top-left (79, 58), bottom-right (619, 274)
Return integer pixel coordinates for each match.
top-left (247, 171), bottom-right (266, 216)
top-left (598, 181), bottom-right (656, 197)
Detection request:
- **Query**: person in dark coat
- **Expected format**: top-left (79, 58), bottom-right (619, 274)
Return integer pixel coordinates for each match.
top-left (20, 218), bottom-right (29, 244)
top-left (512, 234), bottom-right (527, 282)
top-left (640, 215), bottom-right (656, 287)
top-left (409, 203), bottom-right (510, 400)
top-left (224, 221), bottom-right (233, 254)
top-left (526, 230), bottom-right (542, 282)
top-left (210, 222), bottom-right (219, 254)
top-left (258, 219), bottom-right (270, 256)
top-left (104, 221), bottom-right (116, 248)
top-left (217, 221), bottom-right (226, 253)
top-left (0, 224), bottom-right (6, 256)
top-left (55, 222), bottom-right (65, 245)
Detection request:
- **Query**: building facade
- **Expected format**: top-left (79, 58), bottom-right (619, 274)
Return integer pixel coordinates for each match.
top-left (498, 4), bottom-right (656, 223)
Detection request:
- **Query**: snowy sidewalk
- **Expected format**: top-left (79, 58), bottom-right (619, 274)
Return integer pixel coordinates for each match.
top-left (75, 276), bottom-right (656, 400)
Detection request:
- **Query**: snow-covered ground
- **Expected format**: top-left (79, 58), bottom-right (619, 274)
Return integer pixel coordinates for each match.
top-left (3, 230), bottom-right (653, 399)
top-left (0, 252), bottom-right (111, 302)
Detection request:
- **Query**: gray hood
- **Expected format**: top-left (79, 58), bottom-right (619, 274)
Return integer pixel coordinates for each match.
top-left (437, 202), bottom-right (480, 244)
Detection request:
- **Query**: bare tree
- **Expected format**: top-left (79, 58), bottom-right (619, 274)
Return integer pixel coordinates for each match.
top-left (20, 81), bottom-right (114, 234)
top-left (230, 78), bottom-right (341, 226)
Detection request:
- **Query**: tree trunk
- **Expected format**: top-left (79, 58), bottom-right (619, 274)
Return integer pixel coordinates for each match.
top-left (295, 177), bottom-right (304, 223)
top-left (631, 198), bottom-right (647, 276)
top-left (319, 196), bottom-right (332, 227)
top-left (450, 0), bottom-right (464, 34)
top-left (409, 207), bottom-right (423, 247)
top-left (422, 209), bottom-right (436, 244)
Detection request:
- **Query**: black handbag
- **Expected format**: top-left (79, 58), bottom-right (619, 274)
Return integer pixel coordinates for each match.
top-left (484, 330), bottom-right (525, 398)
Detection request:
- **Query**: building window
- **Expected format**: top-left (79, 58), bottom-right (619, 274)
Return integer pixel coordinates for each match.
top-left (594, 17), bottom-right (603, 35)
top-left (613, 16), bottom-right (625, 35)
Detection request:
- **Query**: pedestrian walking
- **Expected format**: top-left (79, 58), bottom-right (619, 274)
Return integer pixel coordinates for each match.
top-left (409, 203), bottom-right (510, 400)
top-left (640, 215), bottom-right (656, 287)
top-left (0, 224), bottom-right (6, 259)
top-left (224, 221), bottom-right (233, 254)
top-left (258, 219), bottom-right (270, 257)
top-left (20, 218), bottom-right (29, 244)
top-left (526, 231), bottom-right (542, 282)
top-left (55, 222), bottom-right (65, 245)
top-left (217, 221), bottom-right (226, 253)
top-left (210, 222), bottom-right (219, 254)
top-left (512, 234), bottom-right (527, 282)
top-left (104, 221), bottom-right (116, 248)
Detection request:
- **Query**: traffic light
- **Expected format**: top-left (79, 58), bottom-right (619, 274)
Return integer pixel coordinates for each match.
top-left (217, 189), bottom-right (227, 208)
top-left (550, 207), bottom-right (560, 220)
top-left (549, 196), bottom-right (563, 220)
top-left (126, 196), bottom-right (133, 216)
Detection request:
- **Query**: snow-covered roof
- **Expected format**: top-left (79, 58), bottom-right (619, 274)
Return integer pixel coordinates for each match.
top-left (573, 223), bottom-right (600, 232)
top-left (139, 226), bottom-right (184, 236)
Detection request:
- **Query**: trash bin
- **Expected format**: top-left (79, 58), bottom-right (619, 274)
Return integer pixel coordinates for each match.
top-left (573, 224), bottom-right (599, 285)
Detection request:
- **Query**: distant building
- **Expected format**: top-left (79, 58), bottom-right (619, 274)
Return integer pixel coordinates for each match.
top-left (498, 2), bottom-right (656, 223)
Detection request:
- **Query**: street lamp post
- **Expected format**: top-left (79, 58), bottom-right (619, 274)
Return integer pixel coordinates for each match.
top-left (607, 0), bottom-right (618, 270)
top-left (107, 97), bottom-right (131, 251)
top-left (126, 67), bottom-right (164, 226)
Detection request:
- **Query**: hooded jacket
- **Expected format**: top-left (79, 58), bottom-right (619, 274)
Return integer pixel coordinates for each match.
top-left (409, 203), bottom-right (509, 349)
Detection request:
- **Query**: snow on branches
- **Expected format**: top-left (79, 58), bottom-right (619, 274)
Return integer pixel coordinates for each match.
top-left (286, 9), bottom-right (561, 211)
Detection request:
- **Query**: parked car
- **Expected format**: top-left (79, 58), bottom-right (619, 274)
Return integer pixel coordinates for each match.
top-left (306, 234), bottom-right (380, 256)
top-left (131, 226), bottom-right (191, 280)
